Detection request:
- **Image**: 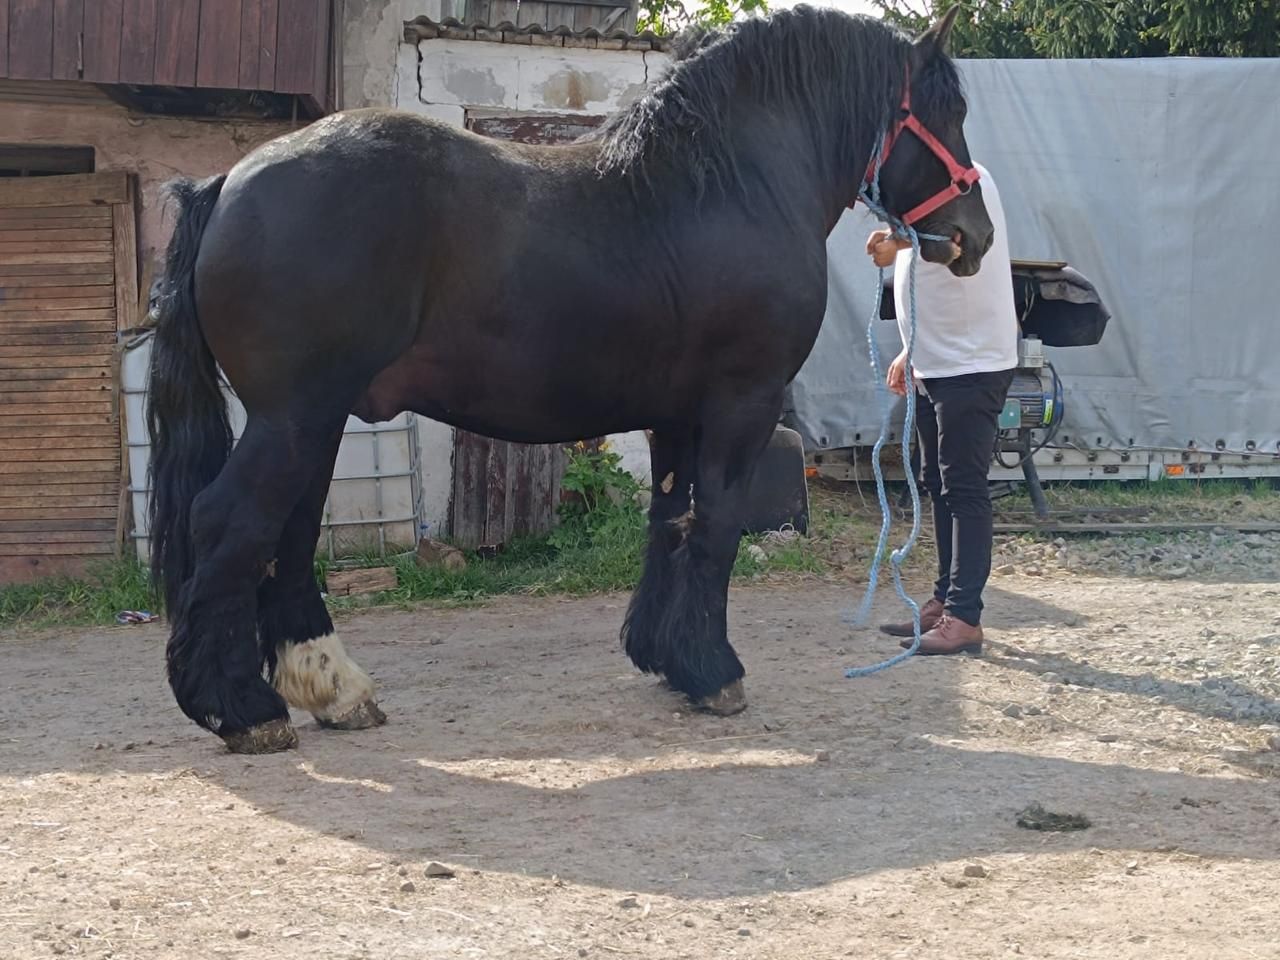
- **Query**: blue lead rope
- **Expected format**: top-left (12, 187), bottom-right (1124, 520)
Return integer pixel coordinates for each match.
top-left (842, 135), bottom-right (950, 679)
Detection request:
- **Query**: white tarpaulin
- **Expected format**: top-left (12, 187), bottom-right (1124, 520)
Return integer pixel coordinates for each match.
top-left (788, 57), bottom-right (1280, 458)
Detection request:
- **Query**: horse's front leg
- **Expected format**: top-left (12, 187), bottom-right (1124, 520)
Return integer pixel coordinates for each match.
top-left (622, 391), bottom-right (783, 714)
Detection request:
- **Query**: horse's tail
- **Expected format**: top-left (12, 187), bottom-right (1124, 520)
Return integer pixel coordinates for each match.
top-left (146, 175), bottom-right (230, 614)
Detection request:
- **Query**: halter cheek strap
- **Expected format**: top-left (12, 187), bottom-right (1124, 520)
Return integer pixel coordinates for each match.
top-left (859, 80), bottom-right (981, 226)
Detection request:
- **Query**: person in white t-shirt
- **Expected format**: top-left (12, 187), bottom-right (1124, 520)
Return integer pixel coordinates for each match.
top-left (865, 161), bottom-right (1016, 656)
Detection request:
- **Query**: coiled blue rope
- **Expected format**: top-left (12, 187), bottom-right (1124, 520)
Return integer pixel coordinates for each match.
top-left (842, 135), bottom-right (950, 679)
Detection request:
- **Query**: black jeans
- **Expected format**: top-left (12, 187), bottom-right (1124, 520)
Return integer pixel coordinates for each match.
top-left (915, 368), bottom-right (1015, 627)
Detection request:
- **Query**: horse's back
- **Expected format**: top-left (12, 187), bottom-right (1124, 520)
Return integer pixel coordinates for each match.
top-left (193, 110), bottom-right (495, 407)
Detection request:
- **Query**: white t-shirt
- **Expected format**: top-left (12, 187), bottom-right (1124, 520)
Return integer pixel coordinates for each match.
top-left (893, 162), bottom-right (1018, 379)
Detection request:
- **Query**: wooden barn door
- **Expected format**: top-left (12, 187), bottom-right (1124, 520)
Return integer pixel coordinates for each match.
top-left (448, 112), bottom-right (606, 550)
top-left (0, 173), bottom-right (137, 583)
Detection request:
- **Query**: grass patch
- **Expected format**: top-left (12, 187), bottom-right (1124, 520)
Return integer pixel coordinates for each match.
top-left (14, 465), bottom-right (1266, 631)
top-left (0, 557), bottom-right (154, 630)
top-left (993, 477), bottom-right (1280, 520)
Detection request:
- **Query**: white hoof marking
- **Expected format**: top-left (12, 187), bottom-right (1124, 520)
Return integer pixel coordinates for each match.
top-left (273, 631), bottom-right (377, 723)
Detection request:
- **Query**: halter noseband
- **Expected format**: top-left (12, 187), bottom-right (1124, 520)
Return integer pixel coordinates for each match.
top-left (861, 78), bottom-right (981, 226)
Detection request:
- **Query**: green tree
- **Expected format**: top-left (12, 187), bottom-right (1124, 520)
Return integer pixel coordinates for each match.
top-left (637, 0), bottom-right (770, 36)
top-left (869, 0), bottom-right (1280, 58)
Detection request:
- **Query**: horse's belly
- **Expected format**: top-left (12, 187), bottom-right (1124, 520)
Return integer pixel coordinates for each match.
top-left (354, 344), bottom-right (649, 443)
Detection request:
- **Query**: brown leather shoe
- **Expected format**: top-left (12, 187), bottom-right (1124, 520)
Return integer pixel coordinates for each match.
top-left (900, 613), bottom-right (984, 656)
top-left (879, 596), bottom-right (944, 637)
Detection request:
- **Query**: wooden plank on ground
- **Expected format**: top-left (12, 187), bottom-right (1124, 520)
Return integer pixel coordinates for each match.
top-left (325, 567), bottom-right (398, 596)
top-left (120, 0), bottom-right (159, 84)
top-left (0, 173), bottom-right (130, 208)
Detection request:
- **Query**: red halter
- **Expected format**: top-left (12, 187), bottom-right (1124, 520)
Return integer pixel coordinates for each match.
top-left (863, 79), bottom-right (981, 225)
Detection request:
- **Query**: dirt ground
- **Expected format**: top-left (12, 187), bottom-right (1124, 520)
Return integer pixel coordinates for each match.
top-left (3, 572), bottom-right (1279, 959)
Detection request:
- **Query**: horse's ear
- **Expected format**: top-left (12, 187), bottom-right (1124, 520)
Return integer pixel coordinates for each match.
top-left (913, 5), bottom-right (960, 62)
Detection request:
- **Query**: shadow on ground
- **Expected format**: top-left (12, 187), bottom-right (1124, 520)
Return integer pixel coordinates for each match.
top-left (2, 582), bottom-right (1277, 900)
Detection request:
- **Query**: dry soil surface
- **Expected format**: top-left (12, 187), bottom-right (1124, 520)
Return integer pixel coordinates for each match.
top-left (3, 573), bottom-right (1279, 959)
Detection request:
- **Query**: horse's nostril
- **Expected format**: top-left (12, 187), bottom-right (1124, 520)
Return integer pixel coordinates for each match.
top-left (981, 230), bottom-right (994, 255)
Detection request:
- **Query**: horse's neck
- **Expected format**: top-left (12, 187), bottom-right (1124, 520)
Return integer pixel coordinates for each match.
top-left (727, 92), bottom-right (877, 234)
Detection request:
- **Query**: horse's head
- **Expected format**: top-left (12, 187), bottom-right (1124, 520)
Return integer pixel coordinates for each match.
top-left (877, 8), bottom-right (993, 277)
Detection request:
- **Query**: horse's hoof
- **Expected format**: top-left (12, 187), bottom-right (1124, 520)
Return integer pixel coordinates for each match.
top-left (317, 699), bottom-right (387, 731)
top-left (222, 718), bottom-right (298, 754)
top-left (697, 680), bottom-right (747, 716)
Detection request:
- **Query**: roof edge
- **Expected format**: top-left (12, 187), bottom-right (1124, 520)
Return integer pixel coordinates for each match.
top-left (403, 16), bottom-right (671, 53)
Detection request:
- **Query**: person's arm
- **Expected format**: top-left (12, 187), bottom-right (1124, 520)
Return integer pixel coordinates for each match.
top-left (865, 230), bottom-right (913, 394)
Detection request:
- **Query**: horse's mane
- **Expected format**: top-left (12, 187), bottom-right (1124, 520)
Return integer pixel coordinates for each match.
top-left (592, 6), bottom-right (961, 199)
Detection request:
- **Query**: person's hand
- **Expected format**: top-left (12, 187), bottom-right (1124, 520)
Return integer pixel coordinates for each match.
top-left (865, 229), bottom-right (907, 268)
top-left (865, 228), bottom-right (892, 254)
top-left (886, 350), bottom-right (910, 397)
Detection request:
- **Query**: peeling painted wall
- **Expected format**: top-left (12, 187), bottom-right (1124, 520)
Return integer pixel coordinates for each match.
top-left (0, 98), bottom-right (290, 278)
top-left (401, 37), bottom-right (668, 123)
top-left (343, 1), bottom-right (454, 109)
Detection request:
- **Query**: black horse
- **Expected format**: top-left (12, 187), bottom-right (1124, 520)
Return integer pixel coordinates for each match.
top-left (147, 6), bottom-right (992, 753)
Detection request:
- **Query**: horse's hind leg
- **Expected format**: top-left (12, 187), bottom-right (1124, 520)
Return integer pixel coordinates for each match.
top-left (167, 414), bottom-right (340, 754)
top-left (623, 391), bottom-right (783, 715)
top-left (258, 427), bottom-right (385, 731)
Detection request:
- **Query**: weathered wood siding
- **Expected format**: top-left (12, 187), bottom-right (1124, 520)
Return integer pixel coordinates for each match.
top-left (0, 0), bottom-right (330, 108)
top-left (0, 172), bottom-right (138, 583)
